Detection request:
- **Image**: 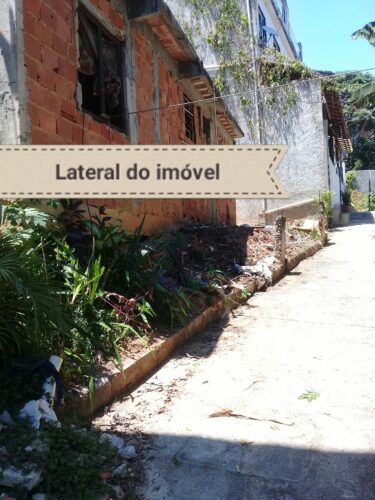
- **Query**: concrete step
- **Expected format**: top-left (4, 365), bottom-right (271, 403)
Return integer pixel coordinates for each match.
top-left (350, 212), bottom-right (375, 224)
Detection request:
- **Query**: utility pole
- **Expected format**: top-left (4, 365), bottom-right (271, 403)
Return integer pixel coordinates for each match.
top-left (246, 0), bottom-right (268, 213)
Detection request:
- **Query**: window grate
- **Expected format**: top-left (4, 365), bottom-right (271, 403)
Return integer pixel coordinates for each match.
top-left (258, 7), bottom-right (267, 45)
top-left (78, 8), bottom-right (127, 134)
top-left (203, 116), bottom-right (211, 145)
top-left (184, 95), bottom-right (196, 143)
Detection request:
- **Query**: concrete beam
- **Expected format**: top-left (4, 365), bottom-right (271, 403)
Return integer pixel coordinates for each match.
top-left (264, 199), bottom-right (320, 225)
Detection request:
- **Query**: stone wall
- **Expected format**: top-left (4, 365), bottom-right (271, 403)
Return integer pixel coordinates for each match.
top-left (237, 80), bottom-right (328, 224)
top-left (354, 170), bottom-right (375, 194)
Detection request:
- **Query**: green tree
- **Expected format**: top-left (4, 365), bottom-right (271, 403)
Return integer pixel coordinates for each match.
top-left (336, 72), bottom-right (375, 170)
top-left (337, 22), bottom-right (375, 170)
top-left (351, 22), bottom-right (375, 103)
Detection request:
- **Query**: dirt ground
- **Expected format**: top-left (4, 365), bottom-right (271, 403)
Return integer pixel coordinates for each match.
top-left (177, 223), bottom-right (316, 273)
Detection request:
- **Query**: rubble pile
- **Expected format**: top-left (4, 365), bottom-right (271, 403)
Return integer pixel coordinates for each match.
top-left (178, 223), bottom-right (316, 274)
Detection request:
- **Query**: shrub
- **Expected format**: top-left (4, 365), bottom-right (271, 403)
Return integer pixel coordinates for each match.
top-left (320, 190), bottom-right (334, 220)
top-left (0, 201), bottom-right (201, 380)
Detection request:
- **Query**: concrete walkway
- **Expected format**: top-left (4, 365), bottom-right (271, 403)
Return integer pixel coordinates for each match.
top-left (98, 221), bottom-right (375, 500)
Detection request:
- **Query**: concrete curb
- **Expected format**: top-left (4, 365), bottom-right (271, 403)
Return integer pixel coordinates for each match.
top-left (59, 240), bottom-right (323, 418)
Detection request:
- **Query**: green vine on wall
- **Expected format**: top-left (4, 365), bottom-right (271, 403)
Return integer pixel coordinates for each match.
top-left (184, 0), bottom-right (339, 115)
top-left (185, 0), bottom-right (254, 96)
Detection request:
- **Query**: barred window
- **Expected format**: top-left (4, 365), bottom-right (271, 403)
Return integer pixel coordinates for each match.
top-left (78, 8), bottom-right (127, 132)
top-left (184, 95), bottom-right (196, 143)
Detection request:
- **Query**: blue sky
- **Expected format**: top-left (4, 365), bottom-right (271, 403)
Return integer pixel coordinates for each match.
top-left (287, 0), bottom-right (375, 73)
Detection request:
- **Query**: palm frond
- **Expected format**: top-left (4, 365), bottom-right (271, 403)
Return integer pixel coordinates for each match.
top-left (352, 22), bottom-right (375, 47)
top-left (351, 80), bottom-right (375, 104)
top-left (0, 232), bottom-right (69, 360)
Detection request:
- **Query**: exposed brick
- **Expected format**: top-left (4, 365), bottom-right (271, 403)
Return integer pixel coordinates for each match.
top-left (40, 3), bottom-right (57, 31)
top-left (111, 129), bottom-right (128, 144)
top-left (52, 34), bottom-right (67, 57)
top-left (28, 80), bottom-right (45, 106)
top-left (23, 11), bottom-right (36, 35)
top-left (67, 44), bottom-right (76, 62)
top-left (101, 123), bottom-right (111, 140)
top-left (72, 124), bottom-right (84, 143)
top-left (83, 113), bottom-right (93, 128)
top-left (24, 55), bottom-right (39, 81)
top-left (55, 16), bottom-right (72, 42)
top-left (109, 8), bottom-right (124, 30)
top-left (56, 117), bottom-right (73, 141)
top-left (28, 102), bottom-right (40, 127)
top-left (32, 126), bottom-right (67, 145)
top-left (41, 46), bottom-right (59, 72)
top-left (39, 109), bottom-right (57, 134)
top-left (38, 66), bottom-right (56, 91)
top-left (88, 118), bottom-right (102, 135)
top-left (83, 130), bottom-right (107, 145)
top-left (44, 90), bottom-right (61, 114)
top-left (58, 59), bottom-right (77, 82)
top-left (24, 0), bottom-right (41, 15)
top-left (97, 0), bottom-right (110, 17)
top-left (34, 22), bottom-right (54, 48)
top-left (24, 32), bottom-right (41, 60)
top-left (61, 99), bottom-right (76, 122)
top-left (31, 127), bottom-right (50, 145)
top-left (46, 0), bottom-right (72, 21)
top-left (75, 112), bottom-right (84, 127)
top-left (54, 75), bottom-right (75, 100)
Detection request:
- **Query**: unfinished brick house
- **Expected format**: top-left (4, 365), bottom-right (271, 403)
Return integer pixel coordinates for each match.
top-left (0, 0), bottom-right (243, 232)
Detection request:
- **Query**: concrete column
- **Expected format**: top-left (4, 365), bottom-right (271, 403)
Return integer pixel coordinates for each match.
top-left (275, 215), bottom-right (286, 266)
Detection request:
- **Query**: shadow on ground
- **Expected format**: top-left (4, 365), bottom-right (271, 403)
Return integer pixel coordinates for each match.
top-left (349, 212), bottom-right (375, 225)
top-left (134, 433), bottom-right (375, 500)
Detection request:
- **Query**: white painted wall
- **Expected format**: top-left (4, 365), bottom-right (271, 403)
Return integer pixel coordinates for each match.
top-left (329, 158), bottom-right (343, 209)
top-left (352, 170), bottom-right (375, 194)
top-left (0, 0), bottom-right (20, 144)
top-left (257, 0), bottom-right (296, 58)
top-left (237, 80), bottom-right (331, 223)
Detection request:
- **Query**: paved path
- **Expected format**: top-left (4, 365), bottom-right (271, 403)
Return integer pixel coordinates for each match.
top-left (98, 221), bottom-right (375, 500)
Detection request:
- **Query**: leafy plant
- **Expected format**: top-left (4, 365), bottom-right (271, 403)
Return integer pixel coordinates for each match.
top-left (310, 227), bottom-right (321, 241)
top-left (0, 232), bottom-right (68, 360)
top-left (346, 171), bottom-right (357, 192)
top-left (341, 191), bottom-right (351, 207)
top-left (351, 22), bottom-right (375, 104)
top-left (298, 389), bottom-right (320, 402)
top-left (320, 190), bottom-right (334, 221)
top-left (0, 422), bottom-right (125, 500)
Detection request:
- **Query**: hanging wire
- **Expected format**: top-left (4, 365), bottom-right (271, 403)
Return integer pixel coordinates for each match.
top-left (76, 66), bottom-right (375, 145)
top-left (106, 66), bottom-right (375, 120)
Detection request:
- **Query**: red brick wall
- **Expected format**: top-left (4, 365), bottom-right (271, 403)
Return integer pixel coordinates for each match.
top-left (24, 0), bottom-right (127, 145)
top-left (158, 59), bottom-right (184, 144)
top-left (133, 30), bottom-right (155, 145)
top-left (22, 0), bottom-right (236, 230)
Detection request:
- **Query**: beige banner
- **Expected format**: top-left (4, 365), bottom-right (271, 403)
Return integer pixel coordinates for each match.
top-left (0, 145), bottom-right (288, 199)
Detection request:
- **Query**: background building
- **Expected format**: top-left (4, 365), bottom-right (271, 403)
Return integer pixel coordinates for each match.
top-left (166, 0), bottom-right (350, 222)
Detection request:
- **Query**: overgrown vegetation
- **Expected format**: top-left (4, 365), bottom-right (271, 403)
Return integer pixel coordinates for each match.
top-left (0, 200), bottom-right (207, 385)
top-left (344, 171), bottom-right (375, 211)
top-left (181, 0), bottom-right (338, 124)
top-left (320, 190), bottom-right (334, 221)
top-left (0, 420), bottom-right (139, 500)
top-left (336, 71), bottom-right (375, 170)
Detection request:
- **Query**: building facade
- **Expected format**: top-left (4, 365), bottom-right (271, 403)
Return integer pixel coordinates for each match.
top-left (0, 0), bottom-right (243, 233)
top-left (166, 0), bottom-right (350, 222)
top-left (257, 0), bottom-right (302, 59)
